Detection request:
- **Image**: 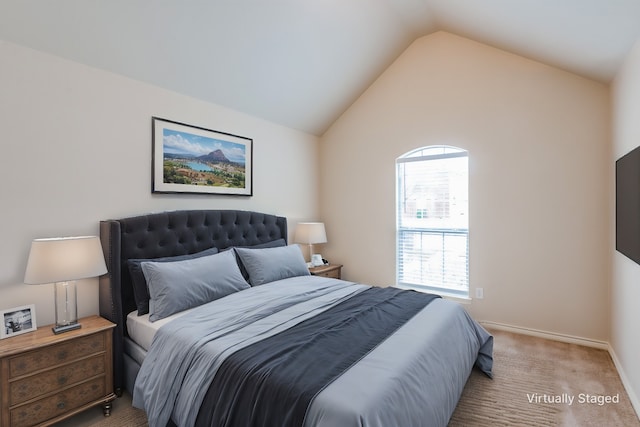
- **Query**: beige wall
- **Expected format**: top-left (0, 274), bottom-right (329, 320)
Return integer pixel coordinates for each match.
top-left (0, 40), bottom-right (319, 326)
top-left (611, 38), bottom-right (640, 413)
top-left (320, 31), bottom-right (610, 342)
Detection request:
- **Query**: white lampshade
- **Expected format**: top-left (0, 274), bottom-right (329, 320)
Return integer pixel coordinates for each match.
top-left (294, 222), bottom-right (327, 245)
top-left (294, 222), bottom-right (327, 266)
top-left (24, 236), bottom-right (107, 334)
top-left (24, 236), bottom-right (107, 285)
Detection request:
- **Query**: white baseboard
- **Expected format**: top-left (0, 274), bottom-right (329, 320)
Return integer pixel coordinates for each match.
top-left (479, 320), bottom-right (608, 349)
top-left (608, 345), bottom-right (640, 419)
top-left (480, 320), bottom-right (640, 420)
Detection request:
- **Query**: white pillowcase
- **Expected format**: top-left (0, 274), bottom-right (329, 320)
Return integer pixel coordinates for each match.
top-left (142, 250), bottom-right (249, 322)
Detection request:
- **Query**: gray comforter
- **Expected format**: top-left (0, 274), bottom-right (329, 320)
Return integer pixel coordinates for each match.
top-left (133, 276), bottom-right (493, 427)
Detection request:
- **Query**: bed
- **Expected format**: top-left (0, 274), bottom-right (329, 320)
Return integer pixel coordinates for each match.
top-left (99, 209), bottom-right (492, 427)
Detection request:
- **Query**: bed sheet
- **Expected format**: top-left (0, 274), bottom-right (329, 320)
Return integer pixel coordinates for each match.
top-left (133, 276), bottom-right (492, 427)
top-left (305, 297), bottom-right (492, 427)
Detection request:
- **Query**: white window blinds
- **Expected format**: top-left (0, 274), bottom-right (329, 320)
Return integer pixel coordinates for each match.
top-left (396, 146), bottom-right (469, 297)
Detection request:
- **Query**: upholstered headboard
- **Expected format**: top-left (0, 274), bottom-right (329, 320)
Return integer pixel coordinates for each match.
top-left (99, 210), bottom-right (287, 392)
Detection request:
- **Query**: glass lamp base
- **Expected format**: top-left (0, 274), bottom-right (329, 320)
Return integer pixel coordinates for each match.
top-left (54, 280), bottom-right (79, 334)
top-left (52, 322), bottom-right (81, 334)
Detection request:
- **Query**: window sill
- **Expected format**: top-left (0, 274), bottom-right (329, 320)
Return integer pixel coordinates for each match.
top-left (442, 294), bottom-right (471, 305)
top-left (395, 284), bottom-right (470, 304)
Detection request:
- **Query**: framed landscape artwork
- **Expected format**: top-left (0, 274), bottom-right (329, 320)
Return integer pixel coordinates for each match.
top-left (152, 117), bottom-right (253, 196)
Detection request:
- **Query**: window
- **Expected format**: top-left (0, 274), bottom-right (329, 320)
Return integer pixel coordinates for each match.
top-left (396, 145), bottom-right (469, 297)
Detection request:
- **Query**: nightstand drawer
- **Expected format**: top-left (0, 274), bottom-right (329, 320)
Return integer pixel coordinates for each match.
top-left (309, 264), bottom-right (342, 279)
top-left (10, 354), bottom-right (106, 406)
top-left (314, 268), bottom-right (340, 278)
top-left (10, 376), bottom-right (106, 427)
top-left (9, 333), bottom-right (105, 378)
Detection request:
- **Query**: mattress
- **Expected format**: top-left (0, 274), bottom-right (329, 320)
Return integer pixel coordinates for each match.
top-left (126, 307), bottom-right (195, 352)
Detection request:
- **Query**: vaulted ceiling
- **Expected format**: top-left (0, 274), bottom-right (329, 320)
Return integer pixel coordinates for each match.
top-left (1, 0), bottom-right (639, 135)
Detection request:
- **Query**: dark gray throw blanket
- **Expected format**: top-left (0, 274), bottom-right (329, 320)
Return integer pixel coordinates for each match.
top-left (195, 287), bottom-right (441, 427)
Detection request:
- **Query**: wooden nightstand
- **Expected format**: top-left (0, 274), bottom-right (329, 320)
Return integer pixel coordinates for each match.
top-left (309, 264), bottom-right (343, 279)
top-left (0, 315), bottom-right (116, 427)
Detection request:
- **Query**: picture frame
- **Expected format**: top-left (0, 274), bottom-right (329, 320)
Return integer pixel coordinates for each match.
top-left (152, 117), bottom-right (253, 196)
top-left (1, 304), bottom-right (37, 339)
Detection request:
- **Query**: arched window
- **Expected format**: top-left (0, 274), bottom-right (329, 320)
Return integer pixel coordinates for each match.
top-left (396, 145), bottom-right (469, 297)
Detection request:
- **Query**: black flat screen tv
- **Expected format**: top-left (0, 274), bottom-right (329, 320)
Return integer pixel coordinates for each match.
top-left (616, 145), bottom-right (640, 265)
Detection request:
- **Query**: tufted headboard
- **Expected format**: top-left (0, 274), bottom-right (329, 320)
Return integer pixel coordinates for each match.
top-left (99, 210), bottom-right (287, 392)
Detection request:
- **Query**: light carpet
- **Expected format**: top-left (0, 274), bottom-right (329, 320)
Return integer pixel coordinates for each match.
top-left (449, 329), bottom-right (639, 426)
top-left (88, 329), bottom-right (639, 427)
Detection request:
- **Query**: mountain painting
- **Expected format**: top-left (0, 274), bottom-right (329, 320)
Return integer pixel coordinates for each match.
top-left (152, 118), bottom-right (253, 196)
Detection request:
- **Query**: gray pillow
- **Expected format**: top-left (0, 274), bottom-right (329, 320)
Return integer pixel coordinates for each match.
top-left (142, 250), bottom-right (249, 322)
top-left (220, 238), bottom-right (287, 253)
top-left (234, 245), bottom-right (310, 287)
top-left (222, 238), bottom-right (287, 280)
top-left (128, 246), bottom-right (219, 316)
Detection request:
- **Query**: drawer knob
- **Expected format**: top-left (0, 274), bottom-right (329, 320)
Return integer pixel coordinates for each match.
top-left (58, 376), bottom-right (68, 385)
top-left (57, 350), bottom-right (68, 360)
top-left (57, 401), bottom-right (65, 410)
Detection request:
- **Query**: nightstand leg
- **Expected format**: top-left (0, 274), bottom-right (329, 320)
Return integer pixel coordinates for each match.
top-left (103, 401), bottom-right (113, 417)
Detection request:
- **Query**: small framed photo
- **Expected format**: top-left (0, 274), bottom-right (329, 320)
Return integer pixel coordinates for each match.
top-left (1, 304), bottom-right (37, 339)
top-left (152, 117), bottom-right (253, 196)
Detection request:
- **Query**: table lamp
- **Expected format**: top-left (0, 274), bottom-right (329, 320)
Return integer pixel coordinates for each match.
top-left (24, 236), bottom-right (107, 334)
top-left (294, 222), bottom-right (327, 266)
